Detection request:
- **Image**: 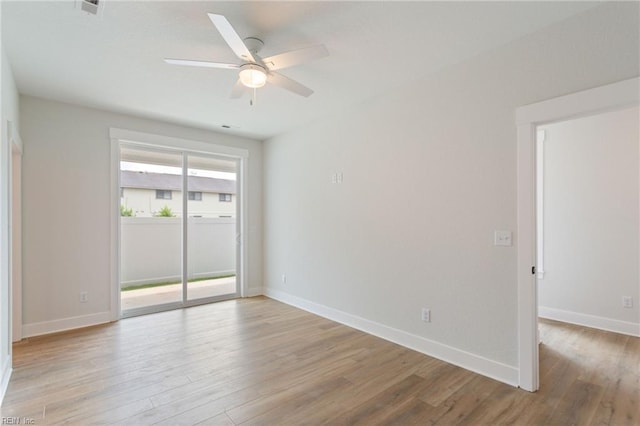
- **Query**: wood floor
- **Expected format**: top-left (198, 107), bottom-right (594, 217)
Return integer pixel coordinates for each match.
top-left (1, 297), bottom-right (638, 425)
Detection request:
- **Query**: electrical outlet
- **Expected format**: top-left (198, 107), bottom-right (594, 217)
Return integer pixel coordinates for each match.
top-left (80, 291), bottom-right (88, 303)
top-left (421, 308), bottom-right (431, 322)
top-left (622, 296), bottom-right (633, 308)
top-left (281, 274), bottom-right (287, 284)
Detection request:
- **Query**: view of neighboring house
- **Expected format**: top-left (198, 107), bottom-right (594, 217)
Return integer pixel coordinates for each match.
top-left (120, 170), bottom-right (236, 217)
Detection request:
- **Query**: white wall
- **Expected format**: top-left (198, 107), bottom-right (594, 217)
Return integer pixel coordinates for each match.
top-left (19, 96), bottom-right (263, 336)
top-left (263, 2), bottom-right (640, 384)
top-left (1, 22), bottom-right (21, 401)
top-left (538, 107), bottom-right (639, 335)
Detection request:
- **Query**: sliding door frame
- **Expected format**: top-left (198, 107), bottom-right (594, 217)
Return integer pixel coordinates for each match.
top-left (183, 151), bottom-right (242, 305)
top-left (109, 128), bottom-right (249, 320)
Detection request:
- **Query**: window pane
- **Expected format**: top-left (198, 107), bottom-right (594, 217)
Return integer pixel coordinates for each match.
top-left (120, 147), bottom-right (183, 312)
top-left (155, 190), bottom-right (172, 200)
top-left (187, 155), bottom-right (237, 301)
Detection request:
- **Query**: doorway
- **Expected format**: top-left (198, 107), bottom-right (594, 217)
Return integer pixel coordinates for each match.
top-left (116, 141), bottom-right (242, 318)
top-left (536, 108), bottom-right (639, 332)
top-left (516, 77), bottom-right (640, 392)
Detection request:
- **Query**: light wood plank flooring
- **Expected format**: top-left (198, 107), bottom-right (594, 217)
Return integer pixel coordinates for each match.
top-left (1, 297), bottom-right (638, 425)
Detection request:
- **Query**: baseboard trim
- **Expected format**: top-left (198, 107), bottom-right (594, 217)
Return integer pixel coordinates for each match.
top-left (265, 288), bottom-right (519, 387)
top-left (0, 356), bottom-right (12, 405)
top-left (539, 306), bottom-right (640, 337)
top-left (23, 311), bottom-right (113, 338)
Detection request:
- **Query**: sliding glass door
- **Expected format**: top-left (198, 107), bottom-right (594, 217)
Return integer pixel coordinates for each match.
top-left (186, 154), bottom-right (238, 302)
top-left (119, 144), bottom-right (239, 317)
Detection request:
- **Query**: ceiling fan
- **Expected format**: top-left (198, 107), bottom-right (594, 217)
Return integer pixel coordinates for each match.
top-left (165, 13), bottom-right (329, 100)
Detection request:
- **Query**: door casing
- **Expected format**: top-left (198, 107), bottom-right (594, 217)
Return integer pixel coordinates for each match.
top-left (515, 77), bottom-right (639, 391)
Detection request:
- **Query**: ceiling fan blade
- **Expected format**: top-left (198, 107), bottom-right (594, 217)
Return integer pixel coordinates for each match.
top-left (164, 58), bottom-right (239, 69)
top-left (207, 13), bottom-right (255, 62)
top-left (262, 45), bottom-right (329, 71)
top-left (230, 79), bottom-right (247, 99)
top-left (267, 72), bottom-right (314, 97)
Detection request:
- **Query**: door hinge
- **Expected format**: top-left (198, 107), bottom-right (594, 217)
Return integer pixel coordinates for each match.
top-left (532, 266), bottom-right (536, 275)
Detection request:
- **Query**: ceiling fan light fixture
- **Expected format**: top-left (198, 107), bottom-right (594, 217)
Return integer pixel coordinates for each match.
top-left (239, 64), bottom-right (267, 88)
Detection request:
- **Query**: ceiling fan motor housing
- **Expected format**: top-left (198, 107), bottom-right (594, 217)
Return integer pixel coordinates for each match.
top-left (243, 37), bottom-right (264, 55)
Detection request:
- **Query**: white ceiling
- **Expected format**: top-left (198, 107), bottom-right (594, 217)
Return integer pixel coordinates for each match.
top-left (2, 1), bottom-right (600, 140)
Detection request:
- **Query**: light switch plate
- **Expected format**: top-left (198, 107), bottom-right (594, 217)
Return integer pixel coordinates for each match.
top-left (494, 230), bottom-right (512, 246)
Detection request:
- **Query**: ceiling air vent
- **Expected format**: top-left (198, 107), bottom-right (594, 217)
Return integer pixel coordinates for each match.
top-left (75, 0), bottom-right (104, 16)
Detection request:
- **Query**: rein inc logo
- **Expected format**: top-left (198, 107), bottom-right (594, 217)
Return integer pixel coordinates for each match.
top-left (1, 418), bottom-right (35, 425)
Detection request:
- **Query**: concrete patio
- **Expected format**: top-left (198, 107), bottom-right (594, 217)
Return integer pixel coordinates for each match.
top-left (121, 276), bottom-right (236, 311)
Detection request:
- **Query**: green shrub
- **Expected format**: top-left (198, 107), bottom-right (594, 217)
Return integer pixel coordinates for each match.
top-left (120, 205), bottom-right (134, 217)
top-left (155, 205), bottom-right (175, 217)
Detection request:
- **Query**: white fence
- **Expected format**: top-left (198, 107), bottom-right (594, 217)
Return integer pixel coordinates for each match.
top-left (120, 217), bottom-right (236, 288)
